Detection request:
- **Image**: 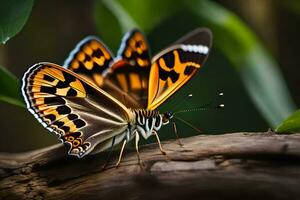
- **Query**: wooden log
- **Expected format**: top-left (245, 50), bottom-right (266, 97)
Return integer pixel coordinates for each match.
top-left (1, 132), bottom-right (300, 200)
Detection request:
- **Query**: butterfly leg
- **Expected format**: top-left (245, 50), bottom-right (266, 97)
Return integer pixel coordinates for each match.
top-left (135, 131), bottom-right (142, 163)
top-left (135, 131), bottom-right (147, 169)
top-left (115, 140), bottom-right (127, 168)
top-left (172, 122), bottom-right (184, 147)
top-left (101, 136), bottom-right (116, 170)
top-left (153, 131), bottom-right (167, 155)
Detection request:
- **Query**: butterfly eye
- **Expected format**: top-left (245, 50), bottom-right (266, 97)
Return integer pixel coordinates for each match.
top-left (166, 111), bottom-right (173, 119)
top-left (162, 111), bottom-right (173, 124)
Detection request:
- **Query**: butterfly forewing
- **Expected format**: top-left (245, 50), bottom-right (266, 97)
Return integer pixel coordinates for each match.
top-left (147, 28), bottom-right (212, 110)
top-left (64, 36), bottom-right (114, 88)
top-left (22, 63), bottom-right (131, 158)
top-left (102, 29), bottom-right (151, 108)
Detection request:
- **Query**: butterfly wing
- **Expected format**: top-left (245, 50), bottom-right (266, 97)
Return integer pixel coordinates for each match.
top-left (22, 63), bottom-right (132, 158)
top-left (147, 28), bottom-right (212, 110)
top-left (116, 28), bottom-right (151, 67)
top-left (103, 29), bottom-right (151, 108)
top-left (63, 36), bottom-right (114, 88)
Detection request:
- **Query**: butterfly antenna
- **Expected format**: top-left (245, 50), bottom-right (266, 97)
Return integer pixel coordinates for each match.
top-left (171, 93), bottom-right (194, 111)
top-left (174, 116), bottom-right (202, 133)
top-left (174, 92), bottom-right (224, 114)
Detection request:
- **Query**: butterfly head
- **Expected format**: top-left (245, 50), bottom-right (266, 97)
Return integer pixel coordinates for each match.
top-left (162, 111), bottom-right (174, 125)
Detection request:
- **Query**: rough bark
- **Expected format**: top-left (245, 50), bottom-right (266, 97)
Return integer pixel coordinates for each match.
top-left (1, 132), bottom-right (300, 200)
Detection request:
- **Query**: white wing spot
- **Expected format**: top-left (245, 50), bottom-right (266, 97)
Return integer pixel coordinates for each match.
top-left (181, 44), bottom-right (209, 54)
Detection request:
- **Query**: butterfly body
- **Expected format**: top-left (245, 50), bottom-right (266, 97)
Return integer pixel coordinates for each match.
top-left (22, 28), bottom-right (211, 163)
top-left (129, 108), bottom-right (171, 140)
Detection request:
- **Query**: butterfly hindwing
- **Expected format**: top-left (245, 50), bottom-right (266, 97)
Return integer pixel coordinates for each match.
top-left (103, 29), bottom-right (151, 108)
top-left (64, 36), bottom-right (114, 88)
top-left (147, 28), bottom-right (212, 110)
top-left (22, 63), bottom-right (131, 158)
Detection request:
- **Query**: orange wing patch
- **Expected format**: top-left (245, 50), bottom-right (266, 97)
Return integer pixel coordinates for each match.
top-left (64, 37), bottom-right (113, 88)
top-left (22, 63), bottom-right (90, 157)
top-left (148, 44), bottom-right (210, 110)
top-left (147, 28), bottom-right (212, 110)
top-left (117, 29), bottom-right (150, 67)
top-left (103, 29), bottom-right (151, 108)
top-left (22, 62), bottom-right (132, 158)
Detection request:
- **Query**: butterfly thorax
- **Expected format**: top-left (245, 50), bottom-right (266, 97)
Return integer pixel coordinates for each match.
top-left (130, 109), bottom-right (163, 139)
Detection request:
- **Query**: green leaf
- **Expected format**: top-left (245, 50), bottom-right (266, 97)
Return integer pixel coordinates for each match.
top-left (94, 0), bottom-right (138, 51)
top-left (275, 110), bottom-right (300, 133)
top-left (95, 0), bottom-right (296, 127)
top-left (279, 0), bottom-right (300, 16)
top-left (94, 0), bottom-right (177, 51)
top-left (0, 0), bottom-right (34, 44)
top-left (186, 0), bottom-right (296, 127)
top-left (0, 65), bottom-right (24, 107)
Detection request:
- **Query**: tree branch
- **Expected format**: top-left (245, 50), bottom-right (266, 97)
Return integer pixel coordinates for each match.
top-left (1, 132), bottom-right (300, 200)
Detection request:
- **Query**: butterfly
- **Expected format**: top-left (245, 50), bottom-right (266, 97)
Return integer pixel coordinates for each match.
top-left (21, 28), bottom-right (212, 166)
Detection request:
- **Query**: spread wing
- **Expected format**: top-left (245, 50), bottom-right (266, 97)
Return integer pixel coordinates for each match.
top-left (22, 63), bottom-right (131, 158)
top-left (63, 36), bottom-right (114, 88)
top-left (103, 29), bottom-right (151, 108)
top-left (147, 28), bottom-right (212, 110)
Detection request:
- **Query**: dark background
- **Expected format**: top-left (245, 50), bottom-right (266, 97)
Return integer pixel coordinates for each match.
top-left (0, 0), bottom-right (299, 152)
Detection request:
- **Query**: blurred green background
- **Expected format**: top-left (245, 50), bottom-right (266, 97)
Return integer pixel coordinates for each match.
top-left (0, 0), bottom-right (300, 152)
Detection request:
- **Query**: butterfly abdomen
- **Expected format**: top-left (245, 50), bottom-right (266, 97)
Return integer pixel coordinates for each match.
top-left (130, 109), bottom-right (163, 139)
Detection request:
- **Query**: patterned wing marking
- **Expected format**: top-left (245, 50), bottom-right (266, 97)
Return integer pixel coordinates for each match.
top-left (116, 29), bottom-right (151, 67)
top-left (64, 36), bottom-right (114, 87)
top-left (22, 63), bottom-right (131, 158)
top-left (103, 61), bottom-right (150, 108)
top-left (103, 29), bottom-right (151, 108)
top-left (147, 28), bottom-right (212, 110)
